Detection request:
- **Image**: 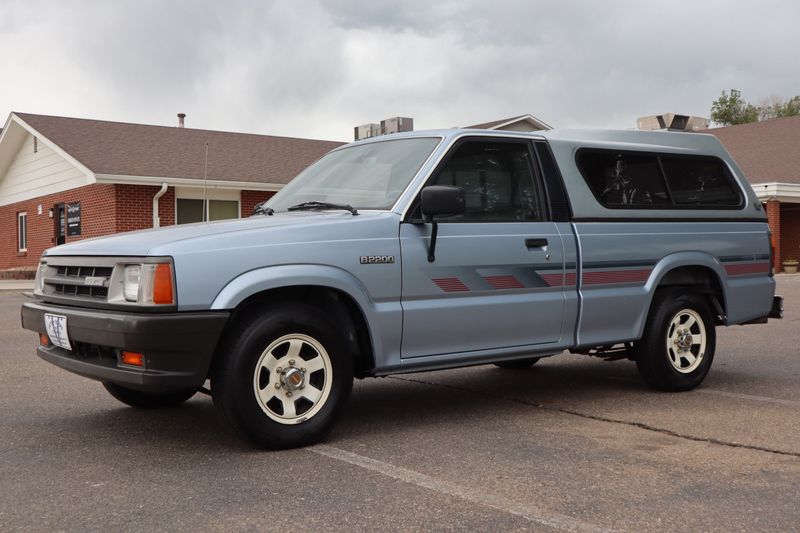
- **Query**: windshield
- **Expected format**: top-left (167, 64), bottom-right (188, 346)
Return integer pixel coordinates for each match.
top-left (266, 137), bottom-right (440, 212)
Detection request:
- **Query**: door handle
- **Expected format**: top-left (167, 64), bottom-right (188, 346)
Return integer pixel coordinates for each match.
top-left (525, 238), bottom-right (548, 249)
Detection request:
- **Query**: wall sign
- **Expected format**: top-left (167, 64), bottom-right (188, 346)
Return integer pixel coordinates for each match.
top-left (66, 202), bottom-right (81, 236)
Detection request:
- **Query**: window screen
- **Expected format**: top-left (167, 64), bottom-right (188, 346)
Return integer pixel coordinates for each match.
top-left (578, 151), bottom-right (669, 208)
top-left (428, 141), bottom-right (545, 222)
top-left (208, 200), bottom-right (239, 220)
top-left (177, 199), bottom-right (239, 224)
top-left (661, 156), bottom-right (741, 206)
top-left (176, 199), bottom-right (204, 224)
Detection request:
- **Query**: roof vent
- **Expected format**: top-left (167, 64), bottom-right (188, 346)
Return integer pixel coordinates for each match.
top-left (177, 113), bottom-right (186, 128)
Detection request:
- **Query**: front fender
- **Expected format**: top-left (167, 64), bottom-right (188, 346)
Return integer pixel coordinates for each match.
top-left (210, 264), bottom-right (373, 310)
top-left (210, 264), bottom-right (399, 370)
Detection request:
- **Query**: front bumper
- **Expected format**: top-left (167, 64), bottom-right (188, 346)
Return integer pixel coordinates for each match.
top-left (21, 300), bottom-right (230, 391)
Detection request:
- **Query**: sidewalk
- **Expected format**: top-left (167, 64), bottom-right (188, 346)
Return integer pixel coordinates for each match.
top-left (0, 280), bottom-right (34, 291)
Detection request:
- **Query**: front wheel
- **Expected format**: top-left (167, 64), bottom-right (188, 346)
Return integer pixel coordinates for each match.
top-left (212, 304), bottom-right (353, 449)
top-left (103, 382), bottom-right (197, 409)
top-left (634, 291), bottom-right (716, 391)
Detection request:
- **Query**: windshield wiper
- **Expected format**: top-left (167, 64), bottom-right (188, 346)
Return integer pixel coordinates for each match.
top-left (287, 201), bottom-right (359, 215)
top-left (252, 202), bottom-right (274, 216)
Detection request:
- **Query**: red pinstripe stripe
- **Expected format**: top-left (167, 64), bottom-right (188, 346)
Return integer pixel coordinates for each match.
top-left (582, 268), bottom-right (652, 285)
top-left (539, 274), bottom-right (563, 287)
top-left (432, 277), bottom-right (470, 292)
top-left (483, 275), bottom-right (524, 289)
top-left (724, 263), bottom-right (770, 276)
top-left (564, 273), bottom-right (577, 286)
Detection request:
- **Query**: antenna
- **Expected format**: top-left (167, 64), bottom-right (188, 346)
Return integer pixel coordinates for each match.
top-left (203, 141), bottom-right (209, 222)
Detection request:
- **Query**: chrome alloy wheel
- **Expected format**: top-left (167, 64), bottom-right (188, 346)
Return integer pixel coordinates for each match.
top-left (665, 308), bottom-right (707, 374)
top-left (252, 334), bottom-right (333, 425)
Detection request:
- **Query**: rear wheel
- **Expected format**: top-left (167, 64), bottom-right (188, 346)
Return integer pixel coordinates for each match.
top-left (494, 357), bottom-right (541, 369)
top-left (103, 382), bottom-right (196, 409)
top-left (212, 304), bottom-right (353, 449)
top-left (634, 291), bottom-right (716, 391)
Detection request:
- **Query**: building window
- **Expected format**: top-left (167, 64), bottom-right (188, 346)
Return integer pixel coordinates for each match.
top-left (18, 212), bottom-right (28, 252)
top-left (176, 199), bottom-right (240, 224)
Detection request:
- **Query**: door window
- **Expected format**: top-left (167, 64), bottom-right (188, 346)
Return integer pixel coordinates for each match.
top-left (426, 140), bottom-right (546, 222)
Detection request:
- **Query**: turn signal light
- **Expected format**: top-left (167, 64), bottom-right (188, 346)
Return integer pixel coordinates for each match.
top-left (153, 263), bottom-right (174, 305)
top-left (121, 351), bottom-right (144, 367)
top-left (39, 333), bottom-right (50, 346)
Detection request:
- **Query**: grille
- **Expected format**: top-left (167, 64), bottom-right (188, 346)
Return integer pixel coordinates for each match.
top-left (56, 265), bottom-right (113, 278)
top-left (70, 341), bottom-right (118, 365)
top-left (51, 283), bottom-right (109, 299)
top-left (44, 264), bottom-right (114, 301)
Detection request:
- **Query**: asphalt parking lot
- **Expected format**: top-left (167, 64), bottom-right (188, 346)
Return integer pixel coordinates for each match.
top-left (1, 278), bottom-right (798, 532)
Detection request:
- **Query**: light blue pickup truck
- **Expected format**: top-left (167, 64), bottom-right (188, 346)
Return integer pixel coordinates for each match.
top-left (21, 129), bottom-right (782, 449)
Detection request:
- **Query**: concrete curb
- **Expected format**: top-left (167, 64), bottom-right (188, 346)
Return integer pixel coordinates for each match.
top-left (0, 281), bottom-right (34, 291)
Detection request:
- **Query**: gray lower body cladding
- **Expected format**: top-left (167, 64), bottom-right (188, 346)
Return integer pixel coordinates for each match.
top-left (21, 301), bottom-right (230, 391)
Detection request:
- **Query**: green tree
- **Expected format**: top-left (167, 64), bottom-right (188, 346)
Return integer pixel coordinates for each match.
top-left (760, 95), bottom-right (800, 120)
top-left (710, 89), bottom-right (759, 126)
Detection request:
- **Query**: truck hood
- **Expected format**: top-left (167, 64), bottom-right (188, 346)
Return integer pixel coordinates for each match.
top-left (43, 211), bottom-right (394, 257)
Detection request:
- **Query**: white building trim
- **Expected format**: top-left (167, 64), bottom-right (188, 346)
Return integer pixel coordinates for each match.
top-left (8, 114), bottom-right (95, 180)
top-left (94, 173), bottom-right (284, 191)
top-left (753, 182), bottom-right (800, 203)
top-left (0, 116), bottom-right (95, 206)
top-left (474, 114), bottom-right (553, 131)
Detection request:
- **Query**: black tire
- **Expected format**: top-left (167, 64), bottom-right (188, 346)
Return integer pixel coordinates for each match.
top-left (103, 382), bottom-right (197, 409)
top-left (634, 290), bottom-right (716, 392)
top-left (494, 357), bottom-right (541, 369)
top-left (212, 303), bottom-right (353, 450)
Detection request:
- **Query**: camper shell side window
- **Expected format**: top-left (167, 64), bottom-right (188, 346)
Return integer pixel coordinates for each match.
top-left (576, 149), bottom-right (744, 210)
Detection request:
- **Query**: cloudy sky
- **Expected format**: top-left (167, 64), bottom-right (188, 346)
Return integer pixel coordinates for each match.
top-left (1, 0), bottom-right (798, 141)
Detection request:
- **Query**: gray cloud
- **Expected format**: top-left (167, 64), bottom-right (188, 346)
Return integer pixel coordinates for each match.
top-left (1, 0), bottom-right (799, 141)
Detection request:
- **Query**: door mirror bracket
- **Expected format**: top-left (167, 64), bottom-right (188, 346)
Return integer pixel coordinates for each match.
top-left (419, 186), bottom-right (465, 262)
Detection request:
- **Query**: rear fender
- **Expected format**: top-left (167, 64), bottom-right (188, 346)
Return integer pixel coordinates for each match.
top-left (636, 252), bottom-right (728, 338)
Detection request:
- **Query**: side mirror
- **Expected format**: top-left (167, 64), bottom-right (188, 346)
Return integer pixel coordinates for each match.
top-left (420, 185), bottom-right (465, 221)
top-left (419, 186), bottom-right (465, 263)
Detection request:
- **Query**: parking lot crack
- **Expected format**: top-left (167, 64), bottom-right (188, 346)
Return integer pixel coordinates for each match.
top-left (389, 376), bottom-right (800, 459)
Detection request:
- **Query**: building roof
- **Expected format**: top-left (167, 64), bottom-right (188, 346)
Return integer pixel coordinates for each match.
top-left (12, 113), bottom-right (344, 185)
top-left (704, 116), bottom-right (800, 184)
top-left (465, 114), bottom-right (552, 131)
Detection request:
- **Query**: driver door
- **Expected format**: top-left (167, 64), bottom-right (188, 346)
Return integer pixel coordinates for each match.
top-left (400, 138), bottom-right (566, 359)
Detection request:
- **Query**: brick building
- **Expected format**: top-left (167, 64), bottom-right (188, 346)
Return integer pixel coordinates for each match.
top-left (705, 116), bottom-right (800, 272)
top-left (0, 113), bottom-right (343, 277)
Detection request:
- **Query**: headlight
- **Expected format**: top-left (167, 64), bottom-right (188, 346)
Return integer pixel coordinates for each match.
top-left (121, 262), bottom-right (174, 305)
top-left (33, 262), bottom-right (47, 294)
top-left (123, 265), bottom-right (141, 301)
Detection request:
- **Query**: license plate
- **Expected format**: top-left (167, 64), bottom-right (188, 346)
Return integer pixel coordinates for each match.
top-left (44, 313), bottom-right (71, 350)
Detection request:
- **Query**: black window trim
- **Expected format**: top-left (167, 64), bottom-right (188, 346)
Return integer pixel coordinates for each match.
top-left (575, 147), bottom-right (745, 211)
top-left (403, 136), bottom-right (553, 223)
top-left (534, 140), bottom-right (572, 222)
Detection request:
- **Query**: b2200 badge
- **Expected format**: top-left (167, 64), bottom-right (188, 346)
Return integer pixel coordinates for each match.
top-left (360, 255), bottom-right (395, 264)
